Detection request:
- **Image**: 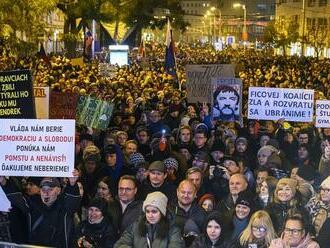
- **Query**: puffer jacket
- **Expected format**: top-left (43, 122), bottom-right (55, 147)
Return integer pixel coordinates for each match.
top-left (114, 216), bottom-right (184, 248)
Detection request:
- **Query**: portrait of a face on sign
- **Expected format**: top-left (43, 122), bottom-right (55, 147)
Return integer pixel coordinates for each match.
top-left (212, 79), bottom-right (242, 123)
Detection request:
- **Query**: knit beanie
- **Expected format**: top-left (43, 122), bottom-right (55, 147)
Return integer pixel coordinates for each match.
top-left (235, 190), bottom-right (254, 210)
top-left (321, 176), bottom-right (330, 189)
top-left (235, 137), bottom-right (248, 146)
top-left (88, 198), bottom-right (107, 216)
top-left (129, 153), bottom-right (145, 167)
top-left (143, 191), bottom-right (168, 216)
top-left (258, 145), bottom-right (279, 157)
top-left (164, 157), bottom-right (179, 171)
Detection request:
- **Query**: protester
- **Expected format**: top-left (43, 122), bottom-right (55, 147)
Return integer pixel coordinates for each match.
top-left (114, 191), bottom-right (184, 247)
top-left (269, 213), bottom-right (319, 248)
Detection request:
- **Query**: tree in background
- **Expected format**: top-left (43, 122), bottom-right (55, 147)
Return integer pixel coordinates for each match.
top-left (304, 22), bottom-right (330, 59)
top-left (264, 19), bottom-right (299, 56)
top-left (0, 0), bottom-right (57, 55)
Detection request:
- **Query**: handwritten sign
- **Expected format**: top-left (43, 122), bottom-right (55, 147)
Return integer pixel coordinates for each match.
top-left (186, 64), bottom-right (235, 103)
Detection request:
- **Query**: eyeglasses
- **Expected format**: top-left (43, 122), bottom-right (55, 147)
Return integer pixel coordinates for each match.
top-left (252, 226), bottom-right (267, 232)
top-left (284, 228), bottom-right (303, 236)
top-left (118, 187), bottom-right (134, 193)
top-left (320, 187), bottom-right (330, 193)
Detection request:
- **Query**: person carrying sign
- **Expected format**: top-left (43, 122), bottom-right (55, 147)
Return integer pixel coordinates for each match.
top-left (0, 170), bottom-right (80, 248)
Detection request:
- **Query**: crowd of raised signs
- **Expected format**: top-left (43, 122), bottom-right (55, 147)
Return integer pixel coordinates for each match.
top-left (1, 43), bottom-right (330, 248)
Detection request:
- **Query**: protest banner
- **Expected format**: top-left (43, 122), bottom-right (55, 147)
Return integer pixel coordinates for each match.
top-left (49, 91), bottom-right (79, 119)
top-left (34, 87), bottom-right (49, 119)
top-left (186, 64), bottom-right (235, 103)
top-left (0, 69), bottom-right (35, 118)
top-left (248, 87), bottom-right (314, 122)
top-left (71, 57), bottom-right (84, 67)
top-left (316, 100), bottom-right (330, 128)
top-left (211, 78), bottom-right (243, 123)
top-left (99, 63), bottom-right (117, 78)
top-left (0, 119), bottom-right (75, 177)
top-left (76, 96), bottom-right (114, 130)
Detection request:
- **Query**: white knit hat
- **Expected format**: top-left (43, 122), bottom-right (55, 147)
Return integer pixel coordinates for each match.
top-left (321, 176), bottom-right (330, 189)
top-left (143, 191), bottom-right (168, 216)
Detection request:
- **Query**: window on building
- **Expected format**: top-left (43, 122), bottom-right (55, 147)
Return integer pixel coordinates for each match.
top-left (319, 0), bottom-right (327, 6)
top-left (318, 18), bottom-right (328, 29)
top-left (257, 4), bottom-right (267, 10)
top-left (292, 0), bottom-right (301, 2)
top-left (307, 0), bottom-right (316, 7)
top-left (291, 15), bottom-right (299, 24)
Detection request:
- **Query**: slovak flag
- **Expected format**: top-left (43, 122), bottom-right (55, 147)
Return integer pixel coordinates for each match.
top-left (164, 18), bottom-right (177, 77)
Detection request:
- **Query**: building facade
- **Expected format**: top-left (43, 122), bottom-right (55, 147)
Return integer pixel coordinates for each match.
top-left (180, 0), bottom-right (276, 44)
top-left (276, 0), bottom-right (330, 57)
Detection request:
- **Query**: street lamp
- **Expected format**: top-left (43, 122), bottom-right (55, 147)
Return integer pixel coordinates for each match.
top-left (210, 6), bottom-right (222, 42)
top-left (233, 3), bottom-right (247, 42)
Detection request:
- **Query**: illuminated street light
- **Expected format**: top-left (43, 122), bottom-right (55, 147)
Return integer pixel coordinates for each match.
top-left (233, 3), bottom-right (247, 42)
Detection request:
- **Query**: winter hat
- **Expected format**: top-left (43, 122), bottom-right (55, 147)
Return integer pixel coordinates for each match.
top-left (258, 145), bottom-right (279, 157)
top-left (321, 176), bottom-right (330, 189)
top-left (40, 177), bottom-right (60, 188)
top-left (148, 161), bottom-right (165, 173)
top-left (129, 153), bottom-right (145, 167)
top-left (235, 137), bottom-right (248, 146)
top-left (104, 144), bottom-right (117, 155)
top-left (265, 153), bottom-right (282, 168)
top-left (183, 218), bottom-right (200, 236)
top-left (194, 151), bottom-right (210, 163)
top-left (143, 191), bottom-right (168, 216)
top-left (88, 198), bottom-right (107, 216)
top-left (297, 165), bottom-right (317, 182)
top-left (276, 178), bottom-right (297, 196)
top-left (235, 190), bottom-right (254, 209)
top-left (210, 141), bottom-right (226, 153)
top-left (164, 157), bottom-right (179, 171)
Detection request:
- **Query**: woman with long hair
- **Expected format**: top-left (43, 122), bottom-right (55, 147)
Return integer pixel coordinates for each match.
top-left (229, 210), bottom-right (277, 248)
top-left (257, 176), bottom-right (278, 209)
top-left (114, 191), bottom-right (184, 248)
top-left (266, 178), bottom-right (309, 234)
top-left (306, 176), bottom-right (330, 235)
top-left (191, 211), bottom-right (227, 248)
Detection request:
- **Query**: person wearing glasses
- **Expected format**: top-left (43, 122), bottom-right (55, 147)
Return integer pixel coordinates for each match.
top-left (269, 214), bottom-right (319, 248)
top-left (114, 191), bottom-right (184, 248)
top-left (108, 175), bottom-right (143, 236)
top-left (306, 176), bottom-right (330, 235)
top-left (229, 210), bottom-right (277, 248)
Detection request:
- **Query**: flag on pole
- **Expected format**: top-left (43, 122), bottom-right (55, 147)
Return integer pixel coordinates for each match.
top-left (164, 18), bottom-right (177, 77)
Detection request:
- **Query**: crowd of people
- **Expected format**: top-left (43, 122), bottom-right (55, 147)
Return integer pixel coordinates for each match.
top-left (1, 42), bottom-right (330, 248)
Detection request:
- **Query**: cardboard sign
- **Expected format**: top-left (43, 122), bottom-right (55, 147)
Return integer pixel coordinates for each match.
top-left (0, 119), bottom-right (75, 177)
top-left (0, 70), bottom-right (35, 118)
top-left (211, 78), bottom-right (243, 123)
top-left (248, 87), bottom-right (314, 122)
top-left (316, 100), bottom-right (330, 128)
top-left (34, 87), bottom-right (49, 119)
top-left (49, 91), bottom-right (79, 119)
top-left (186, 64), bottom-right (235, 103)
top-left (76, 96), bottom-right (114, 130)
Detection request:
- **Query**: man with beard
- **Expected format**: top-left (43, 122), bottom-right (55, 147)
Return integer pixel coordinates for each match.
top-left (212, 85), bottom-right (240, 122)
